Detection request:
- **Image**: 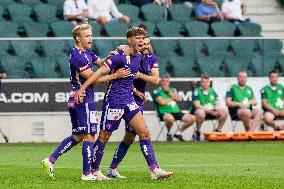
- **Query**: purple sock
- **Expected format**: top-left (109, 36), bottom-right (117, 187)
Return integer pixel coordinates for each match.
top-left (82, 141), bottom-right (94, 176)
top-left (91, 139), bottom-right (105, 172)
top-left (109, 141), bottom-right (130, 169)
top-left (49, 135), bottom-right (78, 164)
top-left (139, 139), bottom-right (159, 171)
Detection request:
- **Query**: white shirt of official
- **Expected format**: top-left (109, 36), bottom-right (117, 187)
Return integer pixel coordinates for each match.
top-left (87, 0), bottom-right (123, 21)
top-left (221, 0), bottom-right (244, 21)
top-left (63, 0), bottom-right (88, 20)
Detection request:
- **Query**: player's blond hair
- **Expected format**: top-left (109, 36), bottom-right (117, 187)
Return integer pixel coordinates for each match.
top-left (72, 22), bottom-right (92, 42)
top-left (126, 27), bottom-right (147, 38)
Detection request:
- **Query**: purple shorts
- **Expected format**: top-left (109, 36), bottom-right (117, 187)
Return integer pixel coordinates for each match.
top-left (69, 102), bottom-right (98, 135)
top-left (125, 104), bottom-right (144, 136)
top-left (100, 101), bottom-right (141, 133)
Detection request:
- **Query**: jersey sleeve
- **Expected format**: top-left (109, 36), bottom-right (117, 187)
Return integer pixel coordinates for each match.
top-left (150, 54), bottom-right (159, 69)
top-left (261, 88), bottom-right (267, 99)
top-left (249, 87), bottom-right (255, 97)
top-left (152, 88), bottom-right (161, 101)
top-left (90, 51), bottom-right (99, 63)
top-left (192, 89), bottom-right (199, 101)
top-left (70, 54), bottom-right (91, 74)
top-left (226, 86), bottom-right (233, 99)
top-left (104, 54), bottom-right (123, 71)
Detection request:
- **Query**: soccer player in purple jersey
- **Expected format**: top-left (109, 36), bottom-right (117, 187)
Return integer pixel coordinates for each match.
top-left (106, 37), bottom-right (161, 179)
top-left (41, 23), bottom-right (130, 181)
top-left (75, 27), bottom-right (173, 180)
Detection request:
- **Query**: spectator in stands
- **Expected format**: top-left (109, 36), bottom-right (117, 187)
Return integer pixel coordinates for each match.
top-left (195, 0), bottom-right (223, 23)
top-left (153, 75), bottom-right (196, 141)
top-left (87, 0), bottom-right (130, 25)
top-left (191, 75), bottom-right (228, 140)
top-left (226, 72), bottom-right (263, 131)
top-left (221, 0), bottom-right (249, 24)
top-left (0, 64), bottom-right (7, 91)
top-left (63, 0), bottom-right (89, 25)
top-left (131, 0), bottom-right (172, 8)
top-left (261, 70), bottom-right (284, 130)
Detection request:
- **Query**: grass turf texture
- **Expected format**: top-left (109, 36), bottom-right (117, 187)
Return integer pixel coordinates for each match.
top-left (0, 142), bottom-right (284, 189)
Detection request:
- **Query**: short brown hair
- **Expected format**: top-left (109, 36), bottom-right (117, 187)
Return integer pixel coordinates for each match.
top-left (269, 70), bottom-right (279, 77)
top-left (126, 27), bottom-right (147, 38)
top-left (72, 22), bottom-right (92, 42)
top-left (201, 74), bottom-right (210, 79)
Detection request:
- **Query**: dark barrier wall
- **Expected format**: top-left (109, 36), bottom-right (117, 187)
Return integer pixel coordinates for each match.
top-left (0, 80), bottom-right (198, 112)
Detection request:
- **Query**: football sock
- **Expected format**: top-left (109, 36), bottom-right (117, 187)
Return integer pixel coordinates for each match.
top-left (139, 139), bottom-right (159, 171)
top-left (109, 141), bottom-right (130, 169)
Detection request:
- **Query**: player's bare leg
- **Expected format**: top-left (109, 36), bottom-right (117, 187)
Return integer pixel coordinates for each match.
top-left (237, 109), bottom-right (252, 131)
top-left (216, 108), bottom-right (228, 132)
top-left (250, 109), bottom-right (263, 131)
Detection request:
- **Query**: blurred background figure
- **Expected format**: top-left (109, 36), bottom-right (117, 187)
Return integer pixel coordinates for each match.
top-left (63, 0), bottom-right (89, 25)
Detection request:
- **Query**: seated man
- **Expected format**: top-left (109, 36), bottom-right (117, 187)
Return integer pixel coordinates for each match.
top-left (153, 75), bottom-right (196, 141)
top-left (222, 0), bottom-right (249, 24)
top-left (195, 0), bottom-right (223, 23)
top-left (261, 70), bottom-right (284, 130)
top-left (191, 75), bottom-right (228, 141)
top-left (87, 0), bottom-right (129, 25)
top-left (226, 72), bottom-right (263, 131)
top-left (63, 0), bottom-right (89, 25)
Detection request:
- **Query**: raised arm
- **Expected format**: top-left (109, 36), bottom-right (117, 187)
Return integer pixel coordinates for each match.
top-left (136, 68), bottom-right (160, 85)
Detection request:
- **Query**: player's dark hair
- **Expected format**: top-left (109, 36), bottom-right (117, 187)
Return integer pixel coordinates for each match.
top-left (126, 27), bottom-right (147, 38)
top-left (269, 70), bottom-right (279, 77)
top-left (201, 74), bottom-right (210, 80)
top-left (138, 24), bottom-right (148, 32)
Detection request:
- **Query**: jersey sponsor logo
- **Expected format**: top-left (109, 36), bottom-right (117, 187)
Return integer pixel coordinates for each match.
top-left (247, 89), bottom-right (252, 95)
top-left (153, 63), bottom-right (158, 68)
top-left (90, 111), bottom-right (98, 124)
top-left (210, 95), bottom-right (215, 100)
top-left (276, 98), bottom-right (283, 108)
top-left (106, 123), bottom-right (112, 129)
top-left (126, 56), bottom-right (131, 64)
top-left (107, 109), bottom-right (124, 120)
top-left (127, 102), bottom-right (139, 111)
top-left (0, 92), bottom-right (49, 103)
top-left (278, 90), bottom-right (282, 95)
top-left (107, 59), bottom-right (112, 65)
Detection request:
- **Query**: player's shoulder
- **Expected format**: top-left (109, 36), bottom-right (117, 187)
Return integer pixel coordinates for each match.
top-left (227, 83), bottom-right (236, 91)
top-left (69, 48), bottom-right (84, 62)
top-left (153, 87), bottom-right (162, 94)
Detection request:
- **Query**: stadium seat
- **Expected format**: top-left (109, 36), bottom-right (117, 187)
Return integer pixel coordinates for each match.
top-left (31, 57), bottom-right (59, 78)
top-left (21, 0), bottom-right (43, 6)
top-left (157, 21), bottom-right (182, 37)
top-left (51, 21), bottom-right (73, 37)
top-left (8, 70), bottom-right (30, 79)
top-left (168, 4), bottom-right (193, 23)
top-left (224, 57), bottom-right (250, 77)
top-left (7, 4), bottom-right (32, 22)
top-left (56, 55), bottom-right (69, 78)
top-left (278, 55), bottom-right (284, 74)
top-left (238, 22), bottom-right (262, 37)
top-left (104, 22), bottom-right (129, 37)
top-left (90, 22), bottom-right (102, 37)
top-left (131, 21), bottom-right (156, 36)
top-left (185, 21), bottom-right (209, 37)
top-left (23, 22), bottom-right (49, 37)
top-left (157, 57), bottom-right (171, 76)
top-left (260, 39), bottom-right (283, 55)
top-left (34, 4), bottom-right (58, 24)
top-left (197, 56), bottom-right (223, 77)
top-left (211, 21), bottom-right (236, 37)
top-left (179, 40), bottom-right (205, 58)
top-left (42, 40), bottom-right (67, 57)
top-left (47, 0), bottom-right (65, 6)
top-left (141, 4), bottom-right (166, 23)
top-left (0, 21), bottom-right (19, 37)
top-left (230, 39), bottom-right (257, 57)
top-left (205, 39), bottom-right (230, 56)
top-left (0, 6), bottom-right (4, 20)
top-left (0, 40), bottom-right (10, 56)
top-left (0, 0), bottom-right (16, 7)
top-left (170, 56), bottom-right (196, 77)
top-left (251, 56), bottom-right (277, 77)
top-left (11, 40), bottom-right (39, 59)
top-left (117, 4), bottom-right (140, 22)
top-left (1, 55), bottom-right (27, 73)
top-left (152, 40), bottom-right (178, 58)
top-left (94, 40), bottom-right (114, 58)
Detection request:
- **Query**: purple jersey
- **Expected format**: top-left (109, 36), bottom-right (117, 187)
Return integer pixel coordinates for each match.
top-left (133, 53), bottom-right (158, 106)
top-left (69, 47), bottom-right (98, 103)
top-left (104, 51), bottom-right (142, 105)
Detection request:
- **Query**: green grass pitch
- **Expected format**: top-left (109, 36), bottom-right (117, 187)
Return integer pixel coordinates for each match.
top-left (0, 141), bottom-right (284, 189)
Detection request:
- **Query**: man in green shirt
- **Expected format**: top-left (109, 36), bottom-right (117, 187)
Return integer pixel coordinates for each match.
top-left (192, 75), bottom-right (228, 140)
top-left (261, 70), bottom-right (284, 130)
top-left (226, 72), bottom-right (263, 131)
top-left (153, 75), bottom-right (196, 141)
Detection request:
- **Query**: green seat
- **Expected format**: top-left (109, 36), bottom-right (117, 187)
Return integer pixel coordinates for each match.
top-left (0, 21), bottom-right (19, 37)
top-left (104, 22), bottom-right (129, 37)
top-left (31, 57), bottom-right (59, 78)
top-left (42, 40), bottom-right (67, 57)
top-left (23, 21), bottom-right (49, 37)
top-left (0, 40), bottom-right (10, 56)
top-left (157, 21), bottom-right (182, 37)
top-left (211, 21), bottom-right (236, 37)
top-left (152, 40), bottom-right (178, 58)
top-left (113, 39), bottom-right (128, 49)
top-left (197, 56), bottom-right (223, 77)
top-left (141, 4), bottom-right (166, 23)
top-left (47, 0), bottom-right (65, 6)
top-left (56, 55), bottom-right (69, 78)
top-left (157, 57), bottom-right (172, 76)
top-left (1, 56), bottom-right (27, 73)
top-left (170, 56), bottom-right (196, 77)
top-left (7, 4), bottom-right (32, 22)
top-left (168, 4), bottom-right (193, 23)
top-left (51, 21), bottom-right (73, 37)
top-left (185, 21), bottom-right (209, 37)
top-left (94, 40), bottom-right (114, 58)
top-left (9, 70), bottom-right (30, 79)
top-left (214, 0), bottom-right (223, 8)
top-left (11, 40), bottom-right (39, 59)
top-left (0, 6), bottom-right (4, 20)
top-left (90, 22), bottom-right (102, 37)
top-left (34, 4), bottom-right (58, 24)
top-left (21, 0), bottom-right (43, 6)
top-left (260, 39), bottom-right (283, 55)
top-left (231, 39), bottom-right (257, 57)
top-left (131, 21), bottom-right (156, 36)
top-left (278, 55), bottom-right (284, 74)
top-left (0, 0), bottom-right (16, 7)
top-left (117, 4), bottom-right (140, 22)
top-left (251, 56), bottom-right (278, 77)
top-left (238, 22), bottom-right (262, 37)
top-left (225, 57), bottom-right (250, 77)
top-left (179, 40), bottom-right (205, 58)
top-left (205, 39), bottom-right (229, 56)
